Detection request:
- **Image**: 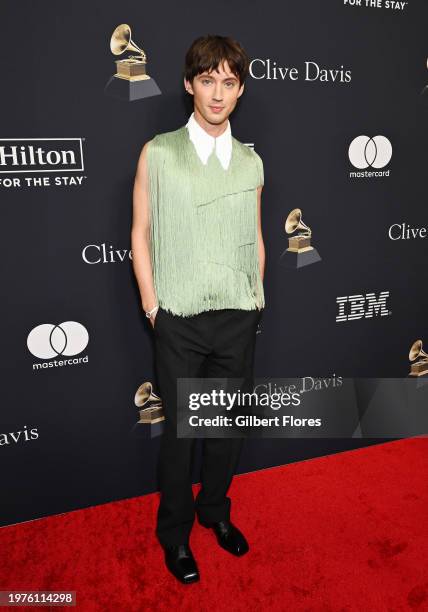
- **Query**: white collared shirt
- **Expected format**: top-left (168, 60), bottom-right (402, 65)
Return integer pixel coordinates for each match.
top-left (185, 111), bottom-right (232, 170)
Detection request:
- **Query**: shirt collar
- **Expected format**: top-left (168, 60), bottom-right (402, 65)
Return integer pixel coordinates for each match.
top-left (185, 111), bottom-right (232, 170)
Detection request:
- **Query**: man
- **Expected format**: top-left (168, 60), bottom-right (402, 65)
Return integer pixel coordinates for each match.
top-left (131, 34), bottom-right (265, 584)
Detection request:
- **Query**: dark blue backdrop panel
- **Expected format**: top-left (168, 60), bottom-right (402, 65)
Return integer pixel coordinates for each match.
top-left (0, 0), bottom-right (426, 527)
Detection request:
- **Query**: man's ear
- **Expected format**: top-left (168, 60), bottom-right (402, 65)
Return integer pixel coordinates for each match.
top-left (184, 78), bottom-right (194, 95)
top-left (237, 82), bottom-right (245, 98)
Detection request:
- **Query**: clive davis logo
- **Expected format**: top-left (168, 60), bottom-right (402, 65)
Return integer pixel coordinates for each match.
top-left (27, 321), bottom-right (89, 370)
top-left (336, 291), bottom-right (391, 322)
top-left (348, 135), bottom-right (392, 178)
top-left (0, 138), bottom-right (86, 189)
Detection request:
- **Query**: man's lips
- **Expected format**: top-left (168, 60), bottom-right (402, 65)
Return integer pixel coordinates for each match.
top-left (209, 105), bottom-right (224, 112)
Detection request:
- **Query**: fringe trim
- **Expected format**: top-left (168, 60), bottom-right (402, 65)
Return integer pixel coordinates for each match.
top-left (147, 127), bottom-right (265, 317)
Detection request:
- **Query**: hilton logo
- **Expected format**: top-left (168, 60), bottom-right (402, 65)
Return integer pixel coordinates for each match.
top-left (0, 138), bottom-right (86, 188)
top-left (343, 0), bottom-right (408, 10)
top-left (336, 291), bottom-right (391, 322)
top-left (0, 139), bottom-right (84, 172)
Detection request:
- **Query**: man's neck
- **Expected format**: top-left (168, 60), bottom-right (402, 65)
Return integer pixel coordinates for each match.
top-left (193, 108), bottom-right (229, 139)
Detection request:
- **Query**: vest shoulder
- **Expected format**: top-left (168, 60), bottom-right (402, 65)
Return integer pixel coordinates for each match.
top-left (150, 126), bottom-right (185, 150)
top-left (232, 137), bottom-right (262, 163)
top-left (232, 136), bottom-right (252, 154)
top-left (232, 137), bottom-right (264, 185)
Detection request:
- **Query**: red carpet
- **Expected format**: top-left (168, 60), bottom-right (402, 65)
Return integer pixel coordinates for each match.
top-left (1, 437), bottom-right (428, 611)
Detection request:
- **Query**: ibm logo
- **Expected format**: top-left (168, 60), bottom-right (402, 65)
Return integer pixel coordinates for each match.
top-left (336, 291), bottom-right (391, 322)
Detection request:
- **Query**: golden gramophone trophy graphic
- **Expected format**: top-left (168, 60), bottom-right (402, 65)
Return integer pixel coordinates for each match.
top-left (408, 339), bottom-right (428, 377)
top-left (104, 24), bottom-right (161, 101)
top-left (134, 381), bottom-right (164, 437)
top-left (279, 208), bottom-right (321, 269)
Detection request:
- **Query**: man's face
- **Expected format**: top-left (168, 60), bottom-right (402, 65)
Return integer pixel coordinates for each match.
top-left (184, 59), bottom-right (244, 125)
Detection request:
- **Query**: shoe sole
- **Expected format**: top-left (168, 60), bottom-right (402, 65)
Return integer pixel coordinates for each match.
top-left (168, 570), bottom-right (200, 585)
top-left (217, 540), bottom-right (249, 556)
top-left (165, 561), bottom-right (200, 584)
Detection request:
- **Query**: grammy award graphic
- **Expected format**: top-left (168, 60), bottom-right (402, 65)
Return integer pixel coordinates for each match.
top-left (279, 208), bottom-right (321, 269)
top-left (104, 24), bottom-right (161, 101)
top-left (134, 381), bottom-right (165, 437)
top-left (408, 339), bottom-right (428, 377)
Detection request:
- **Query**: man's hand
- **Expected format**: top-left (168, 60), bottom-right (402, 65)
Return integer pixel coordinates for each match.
top-left (149, 310), bottom-right (158, 329)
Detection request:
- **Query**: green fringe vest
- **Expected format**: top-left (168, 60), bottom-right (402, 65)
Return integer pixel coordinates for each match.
top-left (147, 124), bottom-right (265, 317)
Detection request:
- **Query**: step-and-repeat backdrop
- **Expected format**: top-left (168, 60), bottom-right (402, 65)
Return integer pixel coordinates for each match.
top-left (1, 1), bottom-right (427, 527)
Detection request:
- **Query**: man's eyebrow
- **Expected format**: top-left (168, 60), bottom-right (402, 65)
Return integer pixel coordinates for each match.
top-left (198, 73), bottom-right (238, 81)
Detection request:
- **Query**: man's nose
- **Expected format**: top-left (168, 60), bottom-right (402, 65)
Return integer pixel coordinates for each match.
top-left (212, 84), bottom-right (223, 100)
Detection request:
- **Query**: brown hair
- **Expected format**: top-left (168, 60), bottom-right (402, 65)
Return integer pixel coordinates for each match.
top-left (184, 35), bottom-right (250, 87)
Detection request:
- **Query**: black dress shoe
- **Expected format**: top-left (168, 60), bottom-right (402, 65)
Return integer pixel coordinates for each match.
top-left (163, 543), bottom-right (200, 584)
top-left (202, 520), bottom-right (249, 556)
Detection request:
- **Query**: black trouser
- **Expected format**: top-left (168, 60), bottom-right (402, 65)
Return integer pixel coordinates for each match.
top-left (153, 306), bottom-right (262, 547)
